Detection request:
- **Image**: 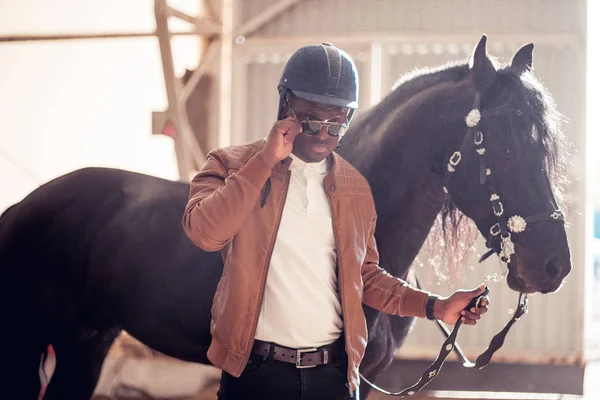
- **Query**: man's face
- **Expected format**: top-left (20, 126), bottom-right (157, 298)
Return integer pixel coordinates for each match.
top-left (283, 96), bottom-right (349, 163)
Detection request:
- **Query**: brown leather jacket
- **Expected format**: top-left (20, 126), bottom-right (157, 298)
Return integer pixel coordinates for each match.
top-left (182, 139), bottom-right (429, 393)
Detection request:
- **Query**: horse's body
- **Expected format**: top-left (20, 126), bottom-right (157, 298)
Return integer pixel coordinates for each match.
top-left (0, 37), bottom-right (571, 399)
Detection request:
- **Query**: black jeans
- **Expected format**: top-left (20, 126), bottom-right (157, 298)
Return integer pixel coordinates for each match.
top-left (216, 353), bottom-right (357, 400)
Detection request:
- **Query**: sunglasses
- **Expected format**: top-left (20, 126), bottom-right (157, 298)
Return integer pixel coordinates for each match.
top-left (286, 99), bottom-right (348, 138)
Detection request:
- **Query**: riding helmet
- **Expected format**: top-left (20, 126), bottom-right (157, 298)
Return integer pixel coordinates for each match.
top-left (277, 43), bottom-right (359, 122)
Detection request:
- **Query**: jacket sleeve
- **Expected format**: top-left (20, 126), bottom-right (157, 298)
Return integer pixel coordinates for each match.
top-left (361, 212), bottom-right (430, 318)
top-left (182, 149), bottom-right (273, 252)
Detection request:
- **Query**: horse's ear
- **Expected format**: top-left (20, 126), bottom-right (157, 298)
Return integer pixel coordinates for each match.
top-left (469, 34), bottom-right (496, 91)
top-left (511, 43), bottom-right (534, 73)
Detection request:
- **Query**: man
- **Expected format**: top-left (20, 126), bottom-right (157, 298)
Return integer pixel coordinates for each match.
top-left (182, 43), bottom-right (489, 400)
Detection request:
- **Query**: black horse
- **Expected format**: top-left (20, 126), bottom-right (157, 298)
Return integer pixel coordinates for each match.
top-left (0, 36), bottom-right (571, 399)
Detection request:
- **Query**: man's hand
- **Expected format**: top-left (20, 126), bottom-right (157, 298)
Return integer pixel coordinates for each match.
top-left (433, 284), bottom-right (490, 325)
top-left (256, 117), bottom-right (301, 168)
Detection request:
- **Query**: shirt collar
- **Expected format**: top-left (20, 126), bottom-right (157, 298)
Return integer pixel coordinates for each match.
top-left (289, 153), bottom-right (329, 175)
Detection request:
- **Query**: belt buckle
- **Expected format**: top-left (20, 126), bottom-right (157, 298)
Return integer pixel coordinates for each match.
top-left (296, 348), bottom-right (318, 369)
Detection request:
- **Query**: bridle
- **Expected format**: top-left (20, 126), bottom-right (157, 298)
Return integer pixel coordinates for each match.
top-left (360, 92), bottom-right (565, 397)
top-left (441, 93), bottom-right (564, 266)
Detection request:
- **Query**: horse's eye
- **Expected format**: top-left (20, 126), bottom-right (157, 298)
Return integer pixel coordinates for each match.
top-left (504, 148), bottom-right (514, 156)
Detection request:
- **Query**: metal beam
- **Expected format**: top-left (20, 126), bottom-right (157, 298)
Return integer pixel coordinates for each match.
top-left (203, 0), bottom-right (222, 24)
top-left (0, 31), bottom-right (201, 43)
top-left (239, 32), bottom-right (582, 48)
top-left (167, 5), bottom-right (222, 35)
top-left (0, 5), bottom-right (221, 44)
top-left (155, 0), bottom-right (205, 179)
top-left (180, 39), bottom-right (219, 104)
top-left (167, 5), bottom-right (200, 25)
top-left (234, 0), bottom-right (303, 38)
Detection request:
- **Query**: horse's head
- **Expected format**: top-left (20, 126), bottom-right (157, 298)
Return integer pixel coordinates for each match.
top-left (443, 35), bottom-right (571, 294)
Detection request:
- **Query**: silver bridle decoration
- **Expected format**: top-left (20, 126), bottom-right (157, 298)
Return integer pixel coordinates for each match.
top-left (465, 109), bottom-right (481, 127)
top-left (507, 215), bottom-right (527, 233)
top-left (493, 201), bottom-right (504, 217)
top-left (500, 233), bottom-right (515, 263)
top-left (474, 131), bottom-right (484, 145)
top-left (447, 151), bottom-right (462, 172)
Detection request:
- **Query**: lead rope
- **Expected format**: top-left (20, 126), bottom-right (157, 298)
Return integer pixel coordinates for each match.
top-left (359, 279), bottom-right (528, 397)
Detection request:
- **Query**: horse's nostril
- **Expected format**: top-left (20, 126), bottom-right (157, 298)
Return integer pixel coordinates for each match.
top-left (545, 259), bottom-right (560, 280)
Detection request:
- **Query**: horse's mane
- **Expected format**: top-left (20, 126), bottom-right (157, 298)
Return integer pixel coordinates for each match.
top-left (351, 60), bottom-right (469, 132)
top-left (354, 57), bottom-right (568, 285)
top-left (507, 69), bottom-right (568, 202)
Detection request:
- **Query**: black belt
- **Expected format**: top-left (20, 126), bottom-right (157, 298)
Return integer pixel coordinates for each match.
top-left (252, 339), bottom-right (344, 369)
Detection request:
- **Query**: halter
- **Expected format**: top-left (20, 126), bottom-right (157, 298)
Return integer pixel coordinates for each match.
top-left (360, 92), bottom-right (565, 397)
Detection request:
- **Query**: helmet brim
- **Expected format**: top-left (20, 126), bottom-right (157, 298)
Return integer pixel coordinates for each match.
top-left (291, 89), bottom-right (358, 109)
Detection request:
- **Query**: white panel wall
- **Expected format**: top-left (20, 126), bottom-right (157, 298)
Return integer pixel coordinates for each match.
top-left (238, 0), bottom-right (585, 37)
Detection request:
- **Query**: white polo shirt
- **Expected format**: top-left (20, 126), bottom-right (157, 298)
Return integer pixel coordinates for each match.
top-left (255, 153), bottom-right (343, 348)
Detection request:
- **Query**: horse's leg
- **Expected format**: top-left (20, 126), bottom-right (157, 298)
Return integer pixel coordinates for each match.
top-left (0, 326), bottom-right (48, 400)
top-left (44, 326), bottom-right (121, 400)
top-left (359, 334), bottom-right (394, 399)
top-left (359, 312), bottom-right (416, 399)
top-left (0, 272), bottom-right (48, 400)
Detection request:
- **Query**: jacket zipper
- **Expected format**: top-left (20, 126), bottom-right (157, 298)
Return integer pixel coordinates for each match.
top-left (325, 187), bottom-right (354, 397)
top-left (246, 170), bottom-right (291, 358)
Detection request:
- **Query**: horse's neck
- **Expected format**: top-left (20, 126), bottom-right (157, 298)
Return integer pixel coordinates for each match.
top-left (341, 80), bottom-right (473, 278)
top-left (365, 147), bottom-right (447, 279)
top-left (374, 174), bottom-right (446, 279)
